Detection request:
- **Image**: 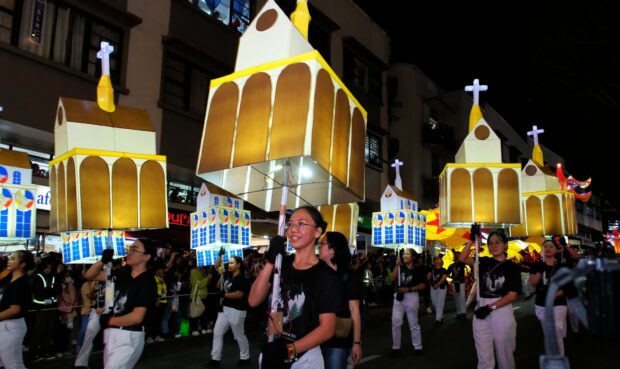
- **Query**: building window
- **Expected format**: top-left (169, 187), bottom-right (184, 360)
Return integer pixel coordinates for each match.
top-left (0, 0), bottom-right (15, 43)
top-left (187, 0), bottom-right (250, 33)
top-left (343, 49), bottom-right (382, 103)
top-left (365, 133), bottom-right (383, 169)
top-left (163, 53), bottom-right (213, 115)
top-left (12, 171), bottom-right (20, 184)
top-left (3, 0), bottom-right (124, 84)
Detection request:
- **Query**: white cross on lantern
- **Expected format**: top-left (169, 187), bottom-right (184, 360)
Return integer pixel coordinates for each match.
top-left (391, 159), bottom-right (403, 191)
top-left (465, 79), bottom-right (488, 106)
top-left (527, 125), bottom-right (545, 145)
top-left (97, 41), bottom-right (114, 76)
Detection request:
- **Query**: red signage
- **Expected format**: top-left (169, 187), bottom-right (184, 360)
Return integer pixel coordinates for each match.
top-left (168, 210), bottom-right (190, 227)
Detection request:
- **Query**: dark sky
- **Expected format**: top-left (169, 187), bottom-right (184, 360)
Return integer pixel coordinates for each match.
top-left (353, 0), bottom-right (620, 209)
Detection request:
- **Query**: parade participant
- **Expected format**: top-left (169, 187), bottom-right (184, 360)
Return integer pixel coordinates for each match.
top-left (30, 257), bottom-right (62, 361)
top-left (249, 205), bottom-right (340, 369)
top-left (318, 232), bottom-right (363, 369)
top-left (74, 281), bottom-right (105, 369)
top-left (447, 252), bottom-right (467, 319)
top-left (390, 249), bottom-right (426, 357)
top-left (529, 240), bottom-right (567, 355)
top-left (551, 234), bottom-right (580, 334)
top-left (429, 256), bottom-right (448, 325)
top-left (84, 239), bottom-right (157, 369)
top-left (0, 251), bottom-right (34, 369)
top-left (459, 227), bottom-right (521, 369)
top-left (207, 255), bottom-right (251, 367)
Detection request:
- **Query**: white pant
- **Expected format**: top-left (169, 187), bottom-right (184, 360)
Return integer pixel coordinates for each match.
top-left (430, 288), bottom-right (447, 321)
top-left (454, 284), bottom-right (466, 315)
top-left (535, 305), bottom-right (567, 355)
top-left (75, 309), bottom-right (101, 367)
top-left (521, 273), bottom-right (531, 297)
top-left (391, 292), bottom-right (422, 349)
top-left (259, 346), bottom-right (323, 369)
top-left (211, 306), bottom-right (249, 361)
top-left (0, 319), bottom-right (27, 369)
top-left (103, 328), bottom-right (145, 369)
top-left (473, 297), bottom-right (516, 369)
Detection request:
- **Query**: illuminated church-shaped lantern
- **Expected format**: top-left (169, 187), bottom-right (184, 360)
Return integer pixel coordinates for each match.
top-left (0, 149), bottom-right (37, 241)
top-left (318, 202), bottom-right (360, 248)
top-left (510, 126), bottom-right (577, 237)
top-left (439, 79), bottom-right (522, 227)
top-left (49, 97), bottom-right (168, 233)
top-left (190, 183), bottom-right (252, 267)
top-left (372, 160), bottom-right (426, 251)
top-left (196, 0), bottom-right (367, 211)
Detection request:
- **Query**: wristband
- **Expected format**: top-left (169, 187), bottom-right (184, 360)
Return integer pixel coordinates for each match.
top-left (354, 341), bottom-right (362, 345)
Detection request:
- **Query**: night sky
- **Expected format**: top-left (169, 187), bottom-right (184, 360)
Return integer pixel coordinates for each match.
top-left (353, 0), bottom-right (620, 210)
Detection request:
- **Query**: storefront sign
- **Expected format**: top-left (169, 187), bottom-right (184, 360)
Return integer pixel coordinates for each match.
top-left (36, 185), bottom-right (51, 211)
top-left (168, 209), bottom-right (190, 227)
top-left (30, 0), bottom-right (47, 45)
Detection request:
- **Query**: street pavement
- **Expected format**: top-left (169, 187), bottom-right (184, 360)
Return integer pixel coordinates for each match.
top-left (31, 297), bottom-right (620, 369)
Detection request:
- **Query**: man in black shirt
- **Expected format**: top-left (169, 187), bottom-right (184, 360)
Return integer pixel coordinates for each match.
top-left (447, 252), bottom-right (467, 319)
top-left (552, 234), bottom-right (581, 334)
top-left (84, 239), bottom-right (157, 369)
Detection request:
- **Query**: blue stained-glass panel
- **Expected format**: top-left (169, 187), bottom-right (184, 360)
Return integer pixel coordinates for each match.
top-left (408, 225), bottom-right (414, 244)
top-left (15, 210), bottom-right (31, 238)
top-left (415, 227), bottom-right (421, 245)
top-left (385, 226), bottom-right (393, 244)
top-left (0, 209), bottom-right (8, 237)
top-left (115, 237), bottom-right (126, 256)
top-left (81, 236), bottom-right (90, 258)
top-left (94, 235), bottom-right (107, 256)
top-left (191, 229), bottom-right (198, 249)
top-left (13, 171), bottom-right (21, 185)
top-left (242, 228), bottom-right (250, 246)
top-left (220, 224), bottom-right (228, 243)
top-left (234, 200), bottom-right (239, 208)
top-left (214, 197), bottom-right (219, 205)
top-left (231, 224), bottom-right (239, 244)
top-left (72, 239), bottom-right (80, 261)
top-left (396, 225), bottom-right (404, 244)
top-left (209, 225), bottom-right (216, 243)
top-left (400, 200), bottom-right (403, 209)
top-left (63, 242), bottom-right (71, 263)
top-left (373, 227), bottom-right (382, 245)
top-left (200, 227), bottom-right (207, 247)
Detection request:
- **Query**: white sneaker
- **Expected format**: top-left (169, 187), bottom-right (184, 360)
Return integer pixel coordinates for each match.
top-left (426, 307), bottom-right (433, 314)
top-left (146, 337), bottom-right (155, 344)
top-left (191, 331), bottom-right (200, 337)
top-left (155, 336), bottom-right (165, 342)
top-left (202, 329), bottom-right (213, 334)
top-left (174, 334), bottom-right (182, 339)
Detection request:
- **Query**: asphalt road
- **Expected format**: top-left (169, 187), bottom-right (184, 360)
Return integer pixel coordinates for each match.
top-left (30, 297), bottom-right (620, 369)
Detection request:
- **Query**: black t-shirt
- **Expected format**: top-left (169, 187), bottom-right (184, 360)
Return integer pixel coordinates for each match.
top-left (0, 275), bottom-right (31, 319)
top-left (478, 257), bottom-right (521, 299)
top-left (270, 256), bottom-right (340, 342)
top-left (431, 267), bottom-right (448, 289)
top-left (556, 249), bottom-right (577, 268)
top-left (447, 262), bottom-right (466, 284)
top-left (111, 267), bottom-right (157, 324)
top-left (530, 261), bottom-right (567, 306)
top-left (322, 270), bottom-right (364, 348)
top-left (396, 264), bottom-right (427, 289)
top-left (222, 273), bottom-right (250, 311)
